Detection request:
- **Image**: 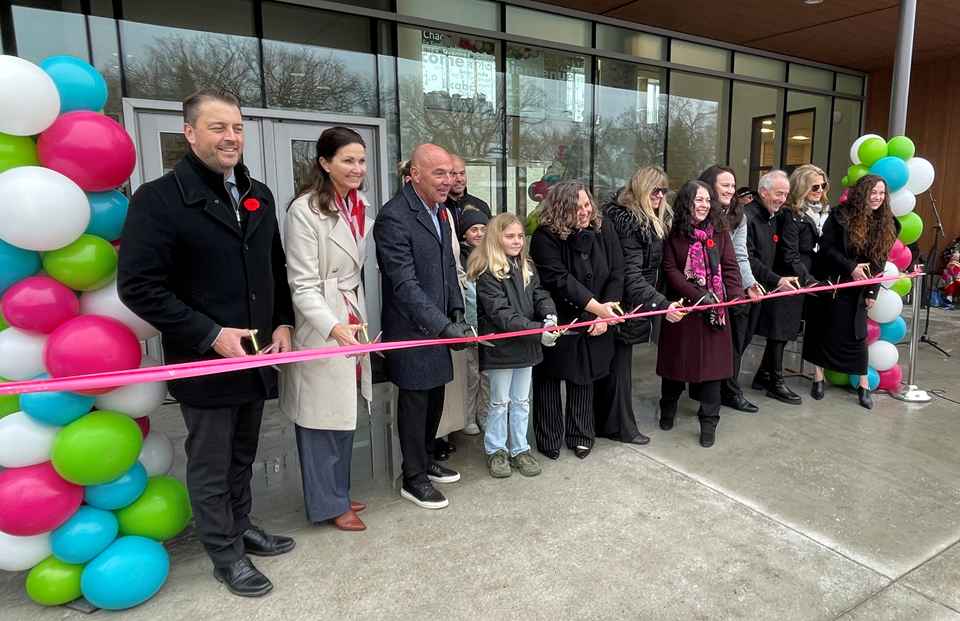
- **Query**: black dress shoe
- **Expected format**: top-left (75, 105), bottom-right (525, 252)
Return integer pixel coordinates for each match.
top-left (751, 369), bottom-right (771, 391)
top-left (858, 387), bottom-right (874, 410)
top-left (242, 526), bottom-right (295, 557)
top-left (573, 447), bottom-right (591, 459)
top-left (433, 448), bottom-right (449, 462)
top-left (765, 380), bottom-right (802, 405)
top-left (400, 482), bottom-right (448, 509)
top-left (699, 430), bottom-right (716, 448)
top-left (540, 449), bottom-right (560, 460)
top-left (811, 380), bottom-right (825, 400)
top-left (426, 462), bottom-right (460, 483)
top-left (214, 557), bottom-right (273, 597)
top-left (625, 433), bottom-right (651, 445)
top-left (720, 394), bottom-right (759, 413)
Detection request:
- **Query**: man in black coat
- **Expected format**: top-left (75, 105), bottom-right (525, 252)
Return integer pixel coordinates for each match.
top-left (446, 154), bottom-right (493, 238)
top-left (725, 170), bottom-right (800, 411)
top-left (374, 143), bottom-right (473, 510)
top-left (117, 89), bottom-right (295, 598)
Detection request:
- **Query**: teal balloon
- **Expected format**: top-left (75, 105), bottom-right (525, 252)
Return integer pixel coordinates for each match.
top-left (51, 505), bottom-right (118, 565)
top-left (824, 369), bottom-right (850, 387)
top-left (850, 368), bottom-right (880, 391)
top-left (887, 136), bottom-right (915, 161)
top-left (84, 461), bottom-right (147, 511)
top-left (870, 156), bottom-right (910, 192)
top-left (858, 137), bottom-right (888, 167)
top-left (81, 536), bottom-right (169, 610)
top-left (84, 191), bottom-right (128, 242)
top-left (0, 238), bottom-right (42, 296)
top-left (39, 56), bottom-right (108, 114)
top-left (20, 374), bottom-right (95, 427)
top-left (897, 212), bottom-right (923, 245)
top-left (879, 316), bottom-right (907, 344)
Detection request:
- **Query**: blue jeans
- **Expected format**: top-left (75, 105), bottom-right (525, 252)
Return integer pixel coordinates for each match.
top-left (484, 367), bottom-right (532, 457)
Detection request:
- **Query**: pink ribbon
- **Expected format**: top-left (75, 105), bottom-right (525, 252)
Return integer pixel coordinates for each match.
top-left (0, 271), bottom-right (920, 396)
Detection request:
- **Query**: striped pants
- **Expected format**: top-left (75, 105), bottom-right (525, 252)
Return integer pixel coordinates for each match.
top-left (532, 378), bottom-right (595, 453)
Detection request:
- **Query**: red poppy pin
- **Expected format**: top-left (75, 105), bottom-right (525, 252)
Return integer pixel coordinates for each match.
top-left (706, 239), bottom-right (715, 248)
top-left (773, 234), bottom-right (779, 243)
top-left (440, 209), bottom-right (448, 221)
top-left (244, 198), bottom-right (260, 212)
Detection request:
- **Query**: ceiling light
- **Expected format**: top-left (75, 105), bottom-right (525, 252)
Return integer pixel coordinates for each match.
top-left (761, 128), bottom-right (775, 134)
top-left (804, 0), bottom-right (823, 4)
top-left (791, 135), bottom-right (810, 140)
top-left (763, 120), bottom-right (773, 126)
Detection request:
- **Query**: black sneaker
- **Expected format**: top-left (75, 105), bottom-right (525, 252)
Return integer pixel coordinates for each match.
top-left (426, 462), bottom-right (460, 483)
top-left (400, 482), bottom-right (449, 509)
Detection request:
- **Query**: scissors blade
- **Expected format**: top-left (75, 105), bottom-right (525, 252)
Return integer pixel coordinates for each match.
top-left (366, 329), bottom-right (385, 358)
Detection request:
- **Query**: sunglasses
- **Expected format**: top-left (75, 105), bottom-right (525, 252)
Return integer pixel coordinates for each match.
top-left (811, 183), bottom-right (828, 192)
top-left (651, 187), bottom-right (668, 197)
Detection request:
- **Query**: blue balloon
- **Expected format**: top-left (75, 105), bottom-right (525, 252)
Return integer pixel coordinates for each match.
top-left (0, 238), bottom-right (42, 296)
top-left (51, 506), bottom-right (119, 564)
top-left (84, 461), bottom-right (148, 511)
top-left (20, 374), bottom-right (94, 426)
top-left (870, 156), bottom-right (910, 193)
top-left (39, 56), bottom-right (108, 114)
top-left (84, 190), bottom-right (129, 241)
top-left (878, 316), bottom-right (907, 344)
top-left (81, 536), bottom-right (169, 610)
top-left (849, 367), bottom-right (881, 391)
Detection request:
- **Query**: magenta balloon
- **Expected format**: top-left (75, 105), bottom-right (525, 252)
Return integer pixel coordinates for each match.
top-left (0, 276), bottom-right (79, 334)
top-left (133, 416), bottom-right (150, 439)
top-left (892, 244), bottom-right (913, 272)
top-left (0, 461), bottom-right (83, 536)
top-left (888, 239), bottom-right (905, 261)
top-left (37, 111), bottom-right (136, 192)
top-left (866, 319), bottom-right (881, 345)
top-left (877, 364), bottom-right (903, 391)
top-left (43, 316), bottom-right (141, 396)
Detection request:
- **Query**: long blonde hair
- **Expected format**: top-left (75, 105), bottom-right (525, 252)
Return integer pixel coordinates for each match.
top-left (616, 165), bottom-right (672, 239)
top-left (537, 180), bottom-right (601, 240)
top-left (466, 213), bottom-right (532, 286)
top-left (786, 164), bottom-right (828, 216)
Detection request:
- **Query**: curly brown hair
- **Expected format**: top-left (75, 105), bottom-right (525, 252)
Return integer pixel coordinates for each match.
top-left (841, 174), bottom-right (898, 266)
top-left (537, 180), bottom-right (601, 240)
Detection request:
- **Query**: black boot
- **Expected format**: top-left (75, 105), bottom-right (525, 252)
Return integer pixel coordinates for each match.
top-left (698, 408), bottom-right (718, 448)
top-left (658, 399), bottom-right (677, 431)
top-left (810, 380), bottom-right (825, 400)
top-left (858, 386), bottom-right (874, 410)
top-left (764, 341), bottom-right (802, 405)
top-left (751, 367), bottom-right (771, 391)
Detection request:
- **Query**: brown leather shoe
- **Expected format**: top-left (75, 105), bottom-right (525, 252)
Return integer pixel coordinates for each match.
top-left (332, 509), bottom-right (366, 531)
top-left (350, 500), bottom-right (365, 513)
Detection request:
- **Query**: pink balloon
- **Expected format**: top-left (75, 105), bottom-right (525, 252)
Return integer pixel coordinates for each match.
top-left (877, 364), bottom-right (903, 391)
top-left (866, 319), bottom-right (881, 345)
top-left (37, 111), bottom-right (136, 192)
top-left (892, 244), bottom-right (913, 272)
top-left (838, 189), bottom-right (849, 203)
top-left (133, 415), bottom-right (150, 439)
top-left (0, 276), bottom-right (79, 334)
top-left (43, 315), bottom-right (142, 396)
top-left (0, 461), bottom-right (83, 536)
top-left (889, 239), bottom-right (905, 261)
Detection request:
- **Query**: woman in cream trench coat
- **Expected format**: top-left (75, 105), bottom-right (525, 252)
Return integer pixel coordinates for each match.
top-left (279, 127), bottom-right (372, 531)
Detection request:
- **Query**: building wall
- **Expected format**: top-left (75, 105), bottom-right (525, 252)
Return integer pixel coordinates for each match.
top-left (865, 58), bottom-right (960, 258)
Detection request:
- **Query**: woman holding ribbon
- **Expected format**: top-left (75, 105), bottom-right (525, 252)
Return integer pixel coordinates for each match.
top-left (279, 127), bottom-right (372, 531)
top-left (657, 181), bottom-right (744, 448)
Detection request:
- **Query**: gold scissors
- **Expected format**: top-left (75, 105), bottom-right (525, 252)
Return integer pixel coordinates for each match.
top-left (469, 325), bottom-right (496, 347)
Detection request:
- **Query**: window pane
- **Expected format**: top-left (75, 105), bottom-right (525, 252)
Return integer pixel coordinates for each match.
top-left (666, 72), bottom-right (729, 188)
top-left (786, 91), bottom-right (830, 174)
top-left (595, 24), bottom-right (665, 60)
top-left (120, 21), bottom-right (262, 105)
top-left (828, 99), bottom-right (862, 206)
top-left (729, 82), bottom-right (780, 191)
top-left (397, 26), bottom-right (504, 208)
top-left (12, 6), bottom-right (89, 64)
top-left (594, 58), bottom-right (665, 200)
top-left (670, 40), bottom-right (729, 72)
top-left (506, 6), bottom-right (589, 48)
top-left (89, 16), bottom-right (122, 118)
top-left (397, 0), bottom-right (499, 32)
top-left (789, 63), bottom-right (833, 90)
top-left (836, 73), bottom-right (864, 96)
top-left (734, 52), bottom-right (785, 82)
top-left (121, 0), bottom-right (254, 36)
top-left (261, 3), bottom-right (377, 115)
top-left (507, 46), bottom-right (590, 219)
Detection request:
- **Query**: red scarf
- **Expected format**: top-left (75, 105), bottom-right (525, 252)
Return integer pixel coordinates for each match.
top-left (335, 189), bottom-right (365, 242)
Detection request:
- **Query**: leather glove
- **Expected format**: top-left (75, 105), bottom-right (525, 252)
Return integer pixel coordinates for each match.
top-left (541, 315), bottom-right (559, 347)
top-left (729, 298), bottom-right (749, 316)
top-left (440, 322), bottom-right (473, 350)
top-left (449, 309), bottom-right (466, 325)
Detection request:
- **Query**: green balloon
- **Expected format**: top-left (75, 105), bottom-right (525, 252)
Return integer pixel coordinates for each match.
top-left (0, 375), bottom-right (19, 419)
top-left (842, 176), bottom-right (851, 188)
top-left (848, 164), bottom-right (870, 184)
top-left (51, 411), bottom-right (143, 485)
top-left (0, 312), bottom-right (8, 331)
top-left (824, 369), bottom-right (851, 387)
top-left (890, 277), bottom-right (912, 297)
top-left (26, 556), bottom-right (84, 606)
top-left (0, 132), bottom-right (41, 174)
top-left (115, 476), bottom-right (192, 541)
top-left (858, 137), bottom-right (888, 167)
top-left (887, 136), bottom-right (916, 161)
top-left (897, 212), bottom-right (923, 245)
top-left (42, 234), bottom-right (117, 292)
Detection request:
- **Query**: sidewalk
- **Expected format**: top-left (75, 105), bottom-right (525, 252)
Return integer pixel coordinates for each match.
top-left (3, 309), bottom-right (959, 621)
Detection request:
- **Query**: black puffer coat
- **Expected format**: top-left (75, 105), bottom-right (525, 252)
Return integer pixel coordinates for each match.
top-left (601, 191), bottom-right (670, 345)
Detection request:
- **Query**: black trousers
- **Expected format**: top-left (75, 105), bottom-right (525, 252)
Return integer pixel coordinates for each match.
top-left (180, 400), bottom-right (264, 569)
top-left (661, 379), bottom-right (720, 433)
top-left (722, 302), bottom-right (761, 400)
top-left (533, 377), bottom-right (594, 452)
top-left (593, 342), bottom-right (642, 441)
top-left (397, 386), bottom-right (445, 486)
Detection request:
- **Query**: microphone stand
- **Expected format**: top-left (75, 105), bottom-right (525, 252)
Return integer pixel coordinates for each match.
top-left (919, 191), bottom-right (950, 357)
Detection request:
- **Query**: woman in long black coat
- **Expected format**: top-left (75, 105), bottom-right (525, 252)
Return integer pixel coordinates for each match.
top-left (530, 181), bottom-right (624, 460)
top-left (657, 181), bottom-right (745, 448)
top-left (803, 174), bottom-right (898, 410)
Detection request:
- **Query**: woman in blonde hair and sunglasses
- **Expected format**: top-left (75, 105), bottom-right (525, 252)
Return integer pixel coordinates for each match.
top-left (596, 165), bottom-right (683, 446)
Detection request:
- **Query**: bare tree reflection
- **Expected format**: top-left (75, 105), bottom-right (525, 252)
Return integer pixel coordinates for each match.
top-left (263, 42), bottom-right (377, 115)
top-left (667, 96), bottom-right (720, 186)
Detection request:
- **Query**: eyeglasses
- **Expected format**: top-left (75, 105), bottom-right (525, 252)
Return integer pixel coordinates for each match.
top-left (651, 187), bottom-right (668, 197)
top-left (811, 183), bottom-right (828, 192)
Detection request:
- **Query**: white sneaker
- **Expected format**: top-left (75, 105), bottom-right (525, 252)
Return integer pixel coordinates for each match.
top-left (462, 423), bottom-right (481, 435)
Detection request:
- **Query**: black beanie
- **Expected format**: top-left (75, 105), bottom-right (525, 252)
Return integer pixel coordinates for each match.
top-left (459, 208), bottom-right (489, 238)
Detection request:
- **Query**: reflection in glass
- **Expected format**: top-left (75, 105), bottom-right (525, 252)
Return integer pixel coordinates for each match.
top-left (290, 139), bottom-right (316, 196)
top-left (397, 0), bottom-right (499, 31)
top-left (594, 58), bottom-right (665, 200)
top-left (159, 133), bottom-right (191, 175)
top-left (667, 72), bottom-right (728, 188)
top-left (828, 99), bottom-right (862, 206)
top-left (263, 41), bottom-right (377, 115)
top-left (12, 6), bottom-right (89, 64)
top-left (787, 91), bottom-right (830, 172)
top-left (730, 82), bottom-right (780, 190)
top-left (596, 24), bottom-right (665, 60)
top-left (505, 6), bottom-right (590, 48)
top-left (785, 109), bottom-right (815, 170)
top-left (89, 16), bottom-right (122, 119)
top-left (121, 0), bottom-right (254, 36)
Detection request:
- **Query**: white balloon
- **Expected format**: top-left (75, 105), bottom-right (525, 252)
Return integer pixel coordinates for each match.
top-left (139, 429), bottom-right (174, 476)
top-left (0, 411), bottom-right (60, 468)
top-left (849, 134), bottom-right (883, 166)
top-left (889, 188), bottom-right (916, 217)
top-left (868, 340), bottom-right (900, 372)
top-left (904, 157), bottom-right (935, 195)
top-left (881, 261), bottom-right (899, 289)
top-left (94, 354), bottom-right (167, 418)
top-left (0, 327), bottom-right (47, 381)
top-left (0, 56), bottom-right (60, 136)
top-left (868, 288), bottom-right (904, 324)
top-left (0, 167), bottom-right (90, 252)
top-left (79, 278), bottom-right (159, 341)
top-left (0, 531), bottom-right (52, 572)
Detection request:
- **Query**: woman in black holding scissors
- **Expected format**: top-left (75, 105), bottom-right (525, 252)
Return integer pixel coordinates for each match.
top-left (657, 181), bottom-right (745, 448)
